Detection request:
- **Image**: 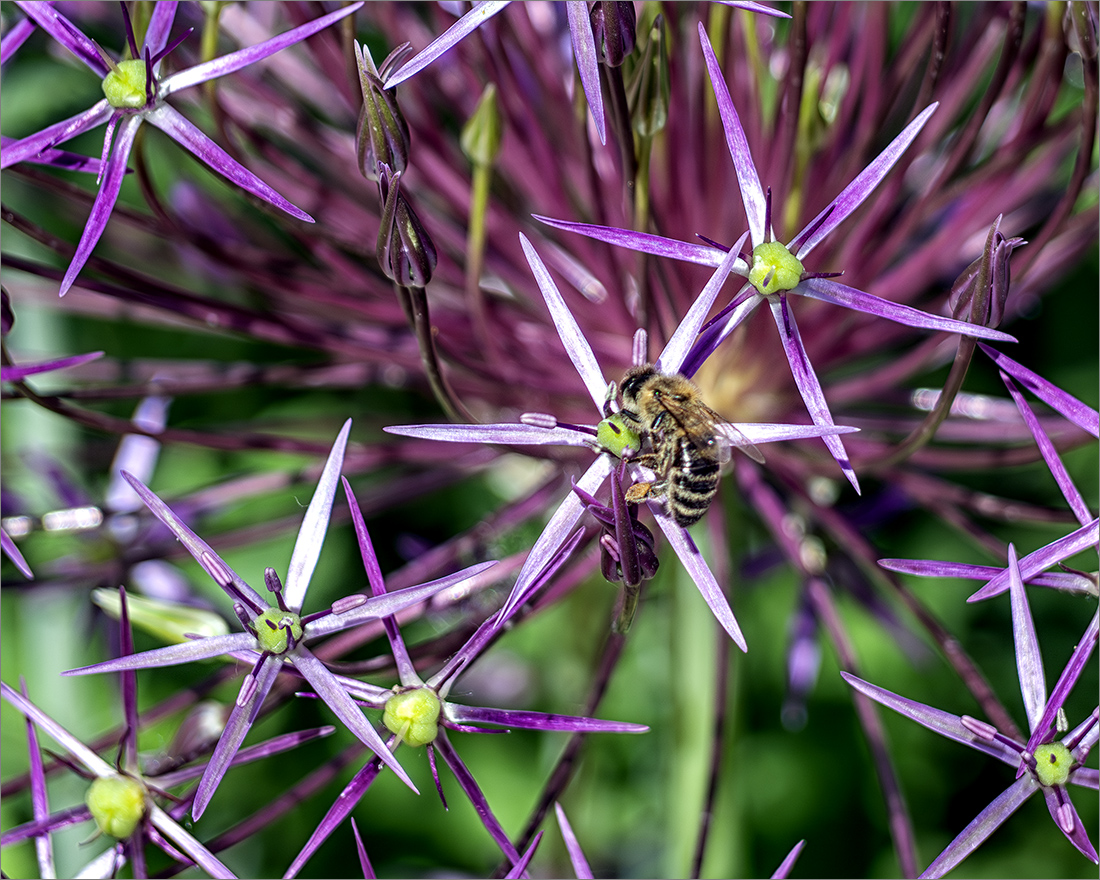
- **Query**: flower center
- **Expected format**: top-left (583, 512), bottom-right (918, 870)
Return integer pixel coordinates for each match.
top-left (748, 241), bottom-right (804, 295)
top-left (597, 412), bottom-right (642, 459)
top-left (101, 58), bottom-right (150, 109)
top-left (383, 687), bottom-right (442, 747)
top-left (1032, 742), bottom-right (1073, 787)
top-left (85, 774), bottom-right (147, 839)
top-left (253, 607), bottom-right (304, 654)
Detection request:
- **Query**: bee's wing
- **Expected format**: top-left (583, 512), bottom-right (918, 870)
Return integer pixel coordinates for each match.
top-left (713, 421), bottom-right (765, 464)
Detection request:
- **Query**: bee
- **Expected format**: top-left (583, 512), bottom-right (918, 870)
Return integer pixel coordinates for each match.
top-left (616, 365), bottom-right (762, 527)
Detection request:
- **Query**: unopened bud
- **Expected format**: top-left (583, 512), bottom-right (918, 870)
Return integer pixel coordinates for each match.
top-left (377, 167), bottom-right (438, 287)
top-left (355, 42), bottom-right (410, 182)
top-left (461, 84), bottom-right (504, 168)
top-left (949, 218), bottom-right (1025, 329)
top-left (591, 2), bottom-right (637, 67)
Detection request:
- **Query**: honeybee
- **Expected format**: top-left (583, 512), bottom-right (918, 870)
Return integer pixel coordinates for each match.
top-left (616, 365), bottom-right (763, 527)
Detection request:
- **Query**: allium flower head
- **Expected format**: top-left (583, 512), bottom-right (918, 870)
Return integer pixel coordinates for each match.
top-left (2, 1), bottom-right (362, 294)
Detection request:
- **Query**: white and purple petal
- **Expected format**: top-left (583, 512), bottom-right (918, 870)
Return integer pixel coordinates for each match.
top-left (383, 1), bottom-right (510, 88)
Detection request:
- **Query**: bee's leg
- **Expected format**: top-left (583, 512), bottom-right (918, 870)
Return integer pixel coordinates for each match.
top-left (624, 481), bottom-right (653, 504)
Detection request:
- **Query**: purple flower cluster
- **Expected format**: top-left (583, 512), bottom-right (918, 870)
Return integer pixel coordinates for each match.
top-left (2, 3), bottom-right (1096, 878)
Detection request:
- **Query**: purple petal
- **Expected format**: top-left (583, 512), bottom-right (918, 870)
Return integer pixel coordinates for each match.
top-left (840, 673), bottom-right (1020, 765)
top-left (1041, 787), bottom-right (1098, 862)
top-left (733, 422), bottom-right (859, 444)
top-left (350, 818), bottom-right (376, 880)
top-left (555, 803), bottom-right (594, 880)
top-left (656, 235), bottom-right (746, 373)
top-left (142, 1), bottom-right (178, 58)
top-left (160, 3), bottom-right (363, 95)
top-left (652, 510), bottom-right (747, 650)
top-left (769, 296), bottom-right (860, 493)
top-left (1073, 768), bottom-right (1099, 791)
top-left (918, 775), bottom-right (1036, 878)
top-left (699, 23), bottom-right (766, 244)
top-left (2, 527), bottom-right (33, 579)
top-left (121, 471), bottom-right (268, 610)
top-left (968, 519), bottom-right (1099, 601)
top-left (58, 114), bottom-right (141, 296)
top-left (155, 726), bottom-right (335, 788)
top-left (384, 1), bottom-right (511, 88)
top-left (384, 422), bottom-right (592, 447)
top-left (1006, 545), bottom-right (1046, 734)
top-left (771, 840), bottom-right (806, 879)
top-left (794, 105), bottom-right (937, 258)
top-left (285, 756), bottom-right (385, 879)
top-left (16, 1), bottom-right (109, 75)
top-left (147, 804), bottom-right (237, 879)
top-left (192, 653), bottom-right (283, 819)
top-left (433, 734), bottom-right (524, 867)
top-left (62, 633), bottom-right (255, 675)
top-left (1026, 612), bottom-right (1099, 756)
top-left (798, 278), bottom-right (1016, 343)
top-left (716, 1), bottom-right (791, 16)
top-left (0, 101), bottom-right (112, 170)
top-left (1, 15), bottom-right (36, 67)
top-left (1000, 373), bottom-right (1092, 526)
top-left (500, 456), bottom-right (614, 619)
top-left (533, 214), bottom-right (729, 267)
top-left (281, 420), bottom-right (350, 610)
top-left (520, 233), bottom-right (607, 410)
top-left (505, 833), bottom-right (541, 879)
top-left (19, 681), bottom-right (55, 877)
top-left (444, 703), bottom-right (647, 733)
top-left (880, 558), bottom-right (1094, 595)
top-left (978, 345), bottom-right (1100, 437)
top-left (566, 0), bottom-right (605, 144)
top-left (0, 682), bottom-right (113, 776)
top-left (0, 135), bottom-right (103, 174)
top-left (306, 561), bottom-right (498, 638)
top-left (143, 105), bottom-right (312, 222)
top-left (292, 647), bottom-right (417, 794)
top-left (680, 288), bottom-right (764, 377)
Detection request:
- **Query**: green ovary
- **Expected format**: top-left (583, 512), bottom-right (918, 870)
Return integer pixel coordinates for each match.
top-left (86, 775), bottom-right (147, 839)
top-left (748, 241), bottom-right (803, 295)
top-left (383, 688), bottom-right (442, 747)
top-left (254, 607), bottom-right (303, 654)
top-left (102, 59), bottom-right (149, 109)
top-left (597, 412), bottom-right (642, 458)
top-left (1033, 742), bottom-right (1073, 787)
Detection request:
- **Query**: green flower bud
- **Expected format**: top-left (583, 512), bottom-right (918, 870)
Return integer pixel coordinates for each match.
top-left (461, 84), bottom-right (504, 168)
top-left (86, 775), bottom-right (147, 839)
top-left (749, 241), bottom-right (804, 295)
top-left (597, 412), bottom-right (642, 458)
top-left (253, 607), bottom-right (303, 654)
top-left (383, 687), bottom-right (441, 747)
top-left (92, 588), bottom-right (229, 644)
top-left (102, 59), bottom-right (149, 109)
top-left (1033, 742), bottom-right (1073, 787)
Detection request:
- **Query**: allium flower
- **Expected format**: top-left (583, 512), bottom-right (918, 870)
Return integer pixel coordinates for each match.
top-left (537, 24), bottom-right (1017, 492)
top-left (844, 546), bottom-right (1099, 878)
top-left (388, 234), bottom-right (857, 650)
top-left (2, 1), bottom-right (362, 295)
top-left (284, 478), bottom-right (645, 876)
top-left (62, 421), bottom-right (495, 818)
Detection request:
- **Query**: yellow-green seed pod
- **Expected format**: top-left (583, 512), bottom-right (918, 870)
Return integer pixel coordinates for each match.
top-left (597, 412), bottom-right (642, 458)
top-left (102, 59), bottom-right (149, 109)
top-left (383, 688), bottom-right (442, 747)
top-left (253, 608), bottom-right (303, 654)
top-left (749, 241), bottom-right (804, 295)
top-left (1033, 742), bottom-right (1073, 787)
top-left (86, 775), bottom-right (147, 839)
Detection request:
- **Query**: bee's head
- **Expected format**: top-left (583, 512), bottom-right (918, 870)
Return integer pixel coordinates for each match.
top-left (619, 364), bottom-right (658, 404)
